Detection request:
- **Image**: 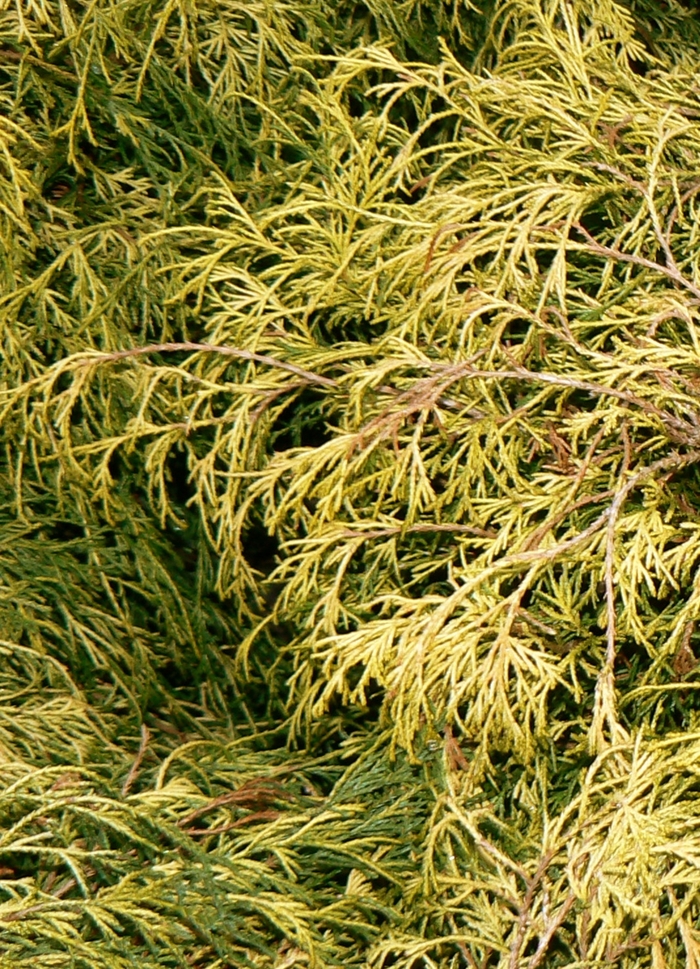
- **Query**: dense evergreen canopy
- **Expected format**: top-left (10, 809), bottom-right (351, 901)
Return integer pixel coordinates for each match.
top-left (3, 0), bottom-right (700, 965)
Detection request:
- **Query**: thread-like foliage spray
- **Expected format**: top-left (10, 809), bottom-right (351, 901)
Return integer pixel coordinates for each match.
top-left (2, 0), bottom-right (700, 965)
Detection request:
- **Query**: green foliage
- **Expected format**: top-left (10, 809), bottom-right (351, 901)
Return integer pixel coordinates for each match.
top-left (5, 0), bottom-right (700, 965)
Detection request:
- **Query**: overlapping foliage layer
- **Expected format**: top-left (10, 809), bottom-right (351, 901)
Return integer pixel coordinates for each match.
top-left (4, 0), bottom-right (700, 965)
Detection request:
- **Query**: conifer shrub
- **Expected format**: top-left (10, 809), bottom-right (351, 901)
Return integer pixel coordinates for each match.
top-left (4, 0), bottom-right (700, 965)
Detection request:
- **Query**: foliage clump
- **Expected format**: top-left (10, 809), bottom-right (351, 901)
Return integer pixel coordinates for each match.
top-left (4, 0), bottom-right (700, 965)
